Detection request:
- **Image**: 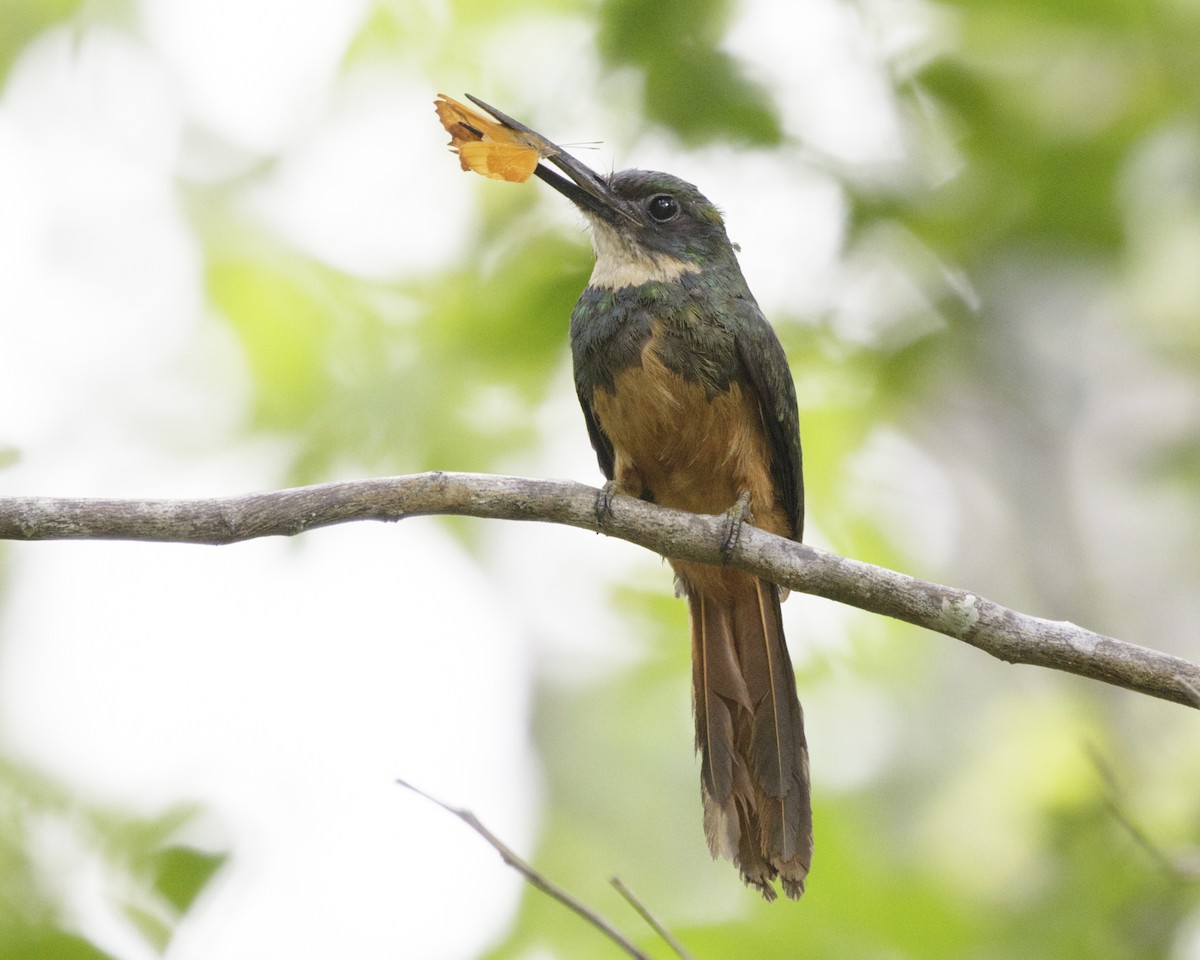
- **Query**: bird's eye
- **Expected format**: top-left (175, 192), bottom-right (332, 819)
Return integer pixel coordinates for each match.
top-left (647, 194), bottom-right (679, 222)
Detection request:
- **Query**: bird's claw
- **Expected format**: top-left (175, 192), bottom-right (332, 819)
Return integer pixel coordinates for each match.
top-left (720, 491), bottom-right (753, 566)
top-left (594, 480), bottom-right (620, 526)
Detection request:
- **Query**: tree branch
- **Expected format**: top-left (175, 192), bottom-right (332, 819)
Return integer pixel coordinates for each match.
top-left (610, 877), bottom-right (695, 960)
top-left (396, 779), bottom-right (653, 960)
top-left (1, 471), bottom-right (1196, 709)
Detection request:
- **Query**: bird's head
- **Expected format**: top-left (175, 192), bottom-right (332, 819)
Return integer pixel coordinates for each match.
top-left (464, 97), bottom-right (740, 288)
top-left (543, 167), bottom-right (739, 288)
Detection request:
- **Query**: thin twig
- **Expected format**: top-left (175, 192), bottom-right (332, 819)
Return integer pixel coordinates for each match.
top-left (1086, 745), bottom-right (1187, 879)
top-left (610, 876), bottom-right (695, 960)
top-left (2, 472), bottom-right (1198, 710)
top-left (1089, 744), bottom-right (1200, 883)
top-left (395, 779), bottom-right (651, 960)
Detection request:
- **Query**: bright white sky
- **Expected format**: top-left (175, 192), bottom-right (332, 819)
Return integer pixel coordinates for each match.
top-left (0, 1), bottom-right (918, 956)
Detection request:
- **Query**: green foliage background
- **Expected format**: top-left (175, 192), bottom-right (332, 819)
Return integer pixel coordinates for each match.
top-left (2, 0), bottom-right (1200, 956)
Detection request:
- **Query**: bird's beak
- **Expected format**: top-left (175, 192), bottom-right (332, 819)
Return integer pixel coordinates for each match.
top-left (465, 94), bottom-right (637, 228)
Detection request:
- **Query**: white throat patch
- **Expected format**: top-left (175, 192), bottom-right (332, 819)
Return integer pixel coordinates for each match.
top-left (586, 219), bottom-right (700, 290)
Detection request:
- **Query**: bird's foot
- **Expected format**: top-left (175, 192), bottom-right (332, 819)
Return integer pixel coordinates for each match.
top-left (720, 491), bottom-right (753, 566)
top-left (594, 480), bottom-right (620, 527)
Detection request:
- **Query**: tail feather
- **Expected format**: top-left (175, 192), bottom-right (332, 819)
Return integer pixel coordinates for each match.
top-left (692, 592), bottom-right (739, 811)
top-left (689, 575), bottom-right (812, 900)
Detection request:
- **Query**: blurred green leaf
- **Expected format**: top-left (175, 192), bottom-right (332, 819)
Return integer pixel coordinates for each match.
top-left (151, 845), bottom-right (227, 915)
top-left (0, 758), bottom-right (224, 959)
top-left (209, 258), bottom-right (337, 430)
top-left (0, 929), bottom-right (114, 960)
top-left (597, 0), bottom-right (782, 145)
top-left (0, 0), bottom-right (84, 86)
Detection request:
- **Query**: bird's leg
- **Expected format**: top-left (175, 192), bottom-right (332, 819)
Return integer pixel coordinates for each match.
top-left (596, 462), bottom-right (647, 527)
top-left (720, 490), bottom-right (754, 566)
top-left (594, 479), bottom-right (621, 526)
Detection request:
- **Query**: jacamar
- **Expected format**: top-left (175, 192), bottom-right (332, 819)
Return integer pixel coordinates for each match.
top-left (471, 99), bottom-right (811, 899)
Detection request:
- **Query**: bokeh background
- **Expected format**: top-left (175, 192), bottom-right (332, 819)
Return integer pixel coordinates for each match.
top-left (2, 0), bottom-right (1200, 957)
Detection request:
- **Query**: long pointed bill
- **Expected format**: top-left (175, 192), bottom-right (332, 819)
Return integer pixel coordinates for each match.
top-left (465, 94), bottom-right (637, 228)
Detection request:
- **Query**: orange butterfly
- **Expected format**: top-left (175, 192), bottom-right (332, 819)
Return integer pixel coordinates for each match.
top-left (434, 93), bottom-right (557, 183)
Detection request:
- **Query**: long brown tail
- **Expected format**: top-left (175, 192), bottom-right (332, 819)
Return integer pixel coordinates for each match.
top-left (689, 572), bottom-right (811, 900)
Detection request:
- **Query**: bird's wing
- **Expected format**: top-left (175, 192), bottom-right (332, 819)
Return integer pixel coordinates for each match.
top-left (576, 383), bottom-right (616, 482)
top-left (734, 303), bottom-right (804, 540)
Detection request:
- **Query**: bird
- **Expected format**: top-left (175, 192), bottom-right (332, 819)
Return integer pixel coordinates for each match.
top-left (467, 98), bottom-right (811, 900)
